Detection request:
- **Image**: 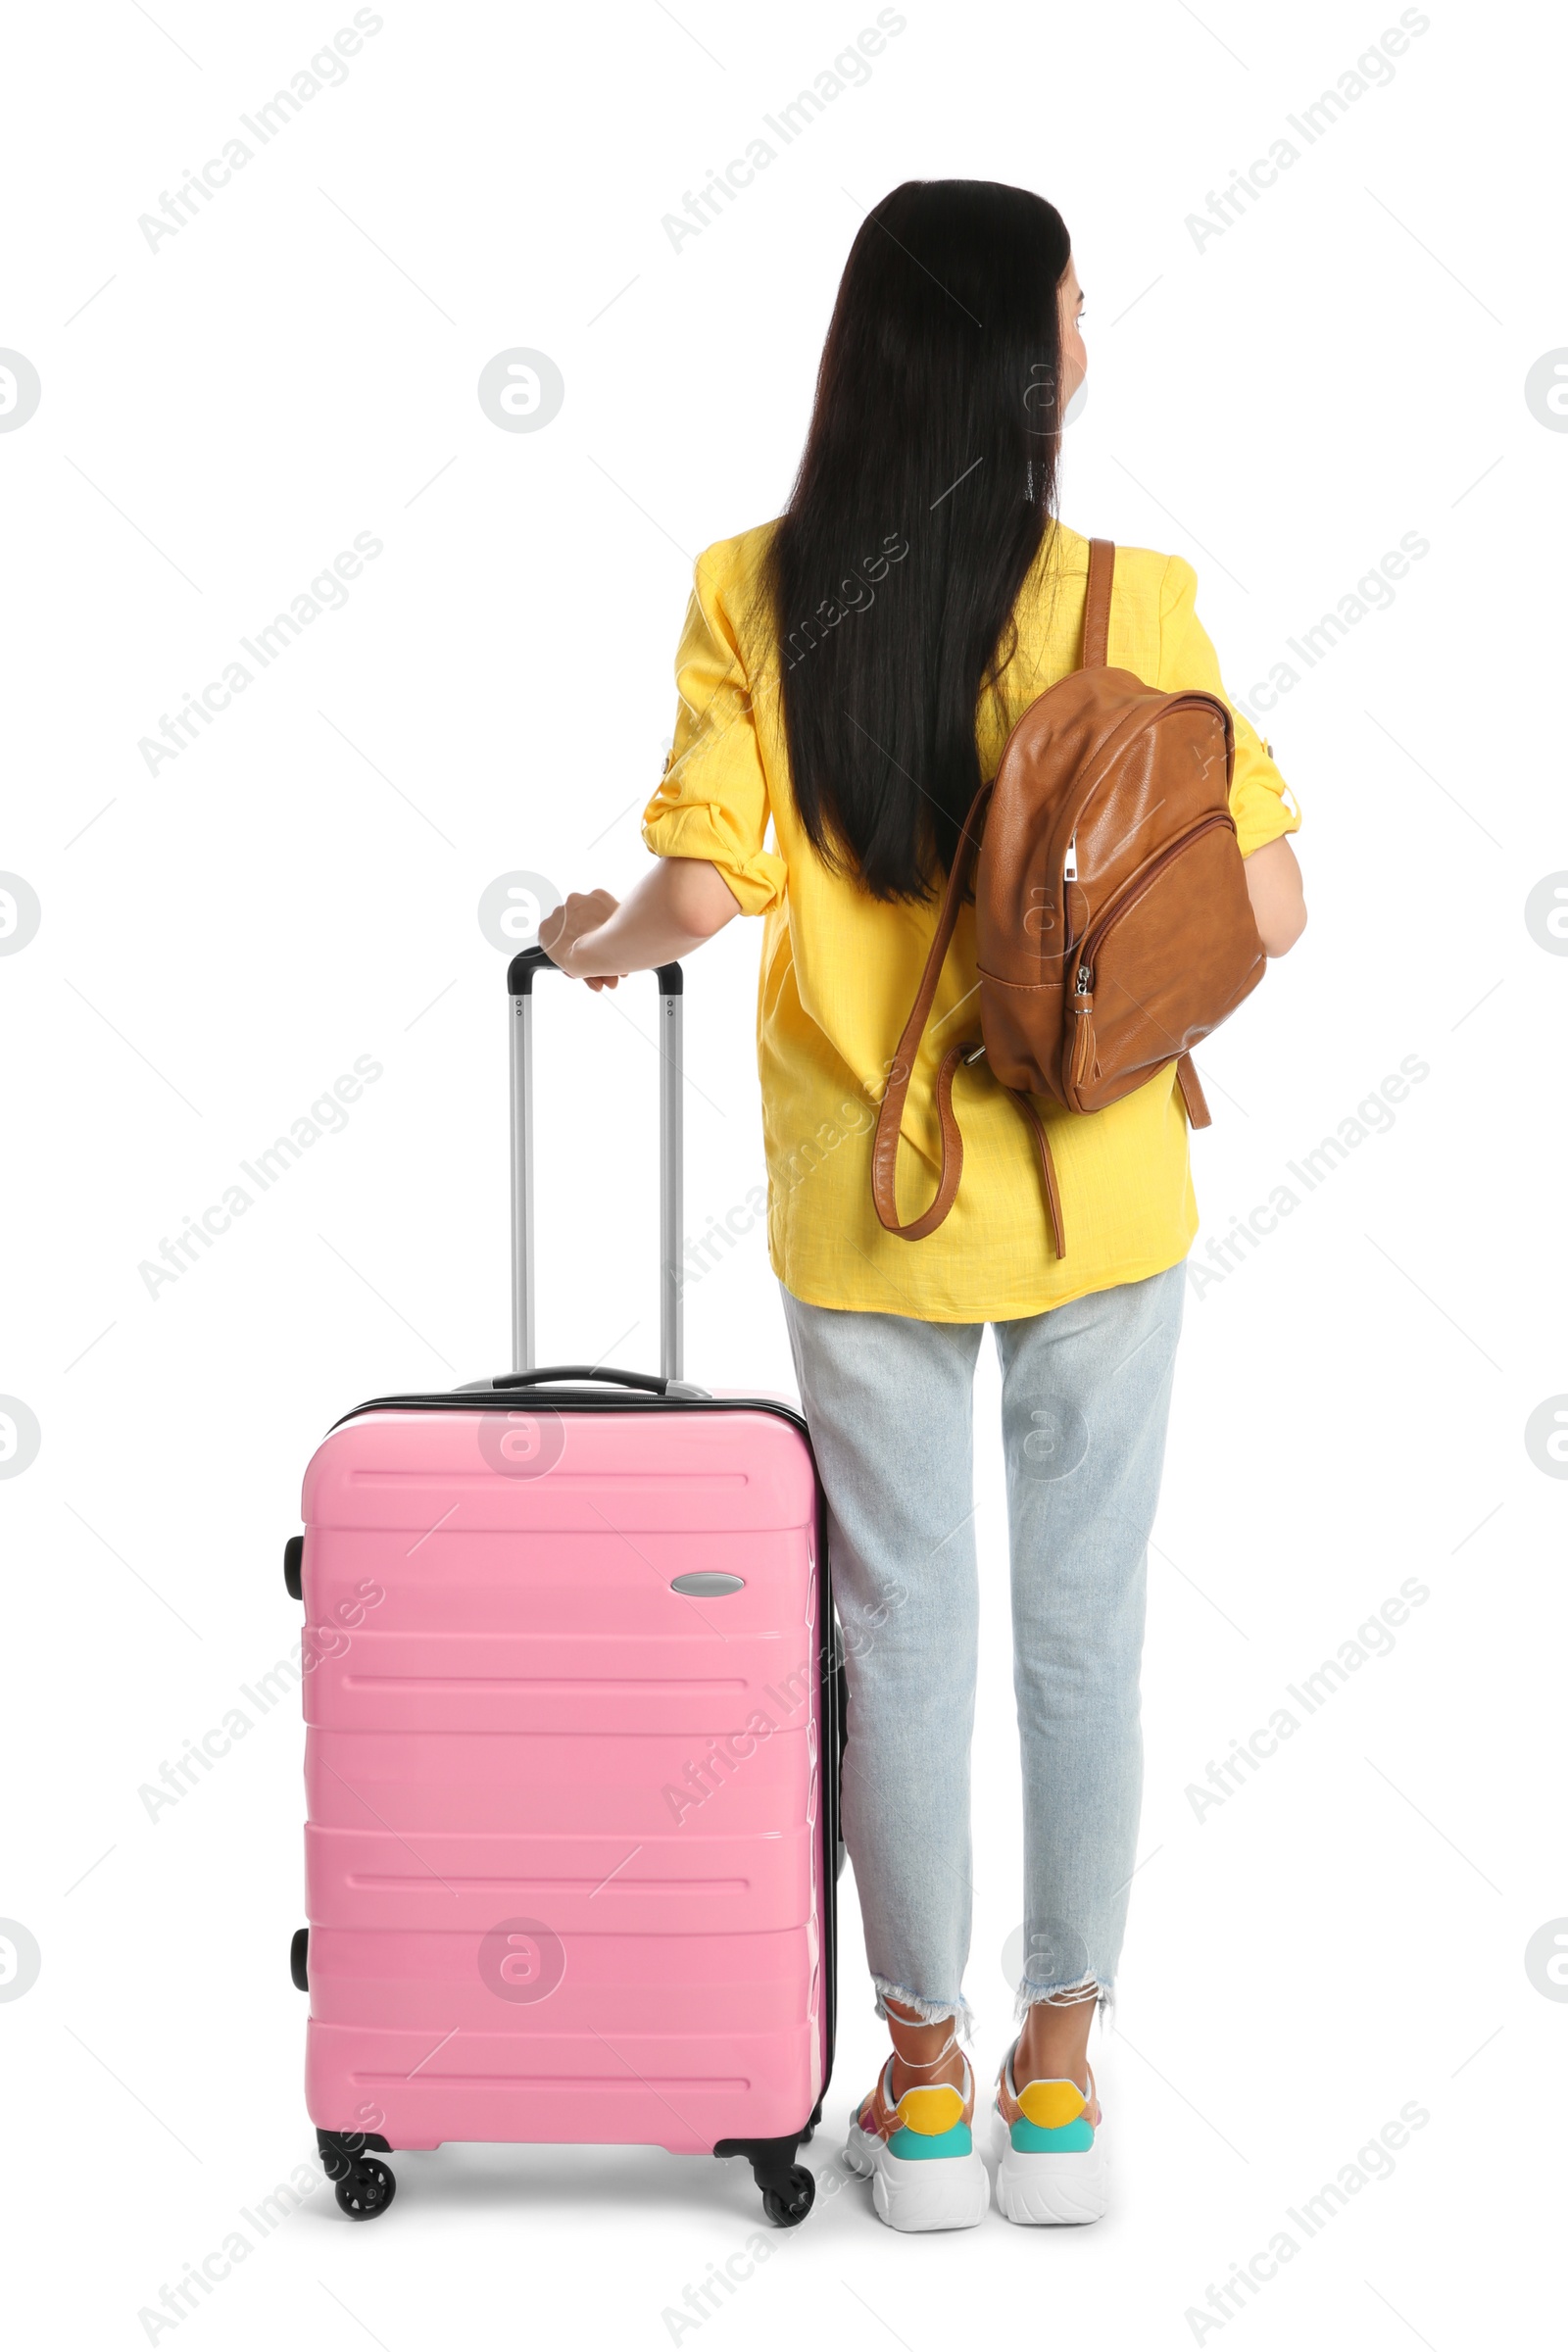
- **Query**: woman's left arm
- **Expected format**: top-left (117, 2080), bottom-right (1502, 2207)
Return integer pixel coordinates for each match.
top-left (537, 856), bottom-right (742, 989)
top-left (1244, 834), bottom-right (1307, 956)
top-left (1154, 555), bottom-right (1307, 960)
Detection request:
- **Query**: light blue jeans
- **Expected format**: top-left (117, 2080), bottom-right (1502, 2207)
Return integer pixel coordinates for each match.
top-left (782, 1264), bottom-right (1185, 2033)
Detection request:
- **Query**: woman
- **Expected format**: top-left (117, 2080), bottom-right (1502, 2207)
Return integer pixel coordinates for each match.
top-left (540, 178), bottom-right (1305, 2232)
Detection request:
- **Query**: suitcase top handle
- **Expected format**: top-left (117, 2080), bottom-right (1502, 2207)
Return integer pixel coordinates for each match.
top-left (508, 945), bottom-right (683, 996)
top-left (494, 1363), bottom-right (673, 1397)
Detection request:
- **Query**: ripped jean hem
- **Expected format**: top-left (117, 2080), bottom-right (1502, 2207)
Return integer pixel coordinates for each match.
top-left (872, 1975), bottom-right (975, 2040)
top-left (1014, 1975), bottom-right (1114, 2027)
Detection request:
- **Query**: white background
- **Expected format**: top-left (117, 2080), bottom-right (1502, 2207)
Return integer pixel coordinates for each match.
top-left (2, 1), bottom-right (1564, 2344)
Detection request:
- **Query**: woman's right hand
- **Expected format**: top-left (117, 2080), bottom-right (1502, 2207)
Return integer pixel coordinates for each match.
top-left (538, 889), bottom-right (624, 989)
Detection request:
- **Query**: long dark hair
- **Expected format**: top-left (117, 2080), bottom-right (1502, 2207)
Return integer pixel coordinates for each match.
top-left (763, 179), bottom-right (1072, 903)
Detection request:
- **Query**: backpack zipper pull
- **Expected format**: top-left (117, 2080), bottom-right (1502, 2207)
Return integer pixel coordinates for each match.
top-left (1070, 971), bottom-right (1096, 1090)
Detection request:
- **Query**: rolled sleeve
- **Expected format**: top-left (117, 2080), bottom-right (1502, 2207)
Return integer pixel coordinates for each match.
top-left (1157, 554), bottom-right (1301, 859)
top-left (641, 557), bottom-right (786, 917)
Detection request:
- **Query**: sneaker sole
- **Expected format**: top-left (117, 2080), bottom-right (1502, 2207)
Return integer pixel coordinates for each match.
top-left (991, 2106), bottom-right (1108, 2225)
top-left (843, 2118), bottom-right (989, 2232)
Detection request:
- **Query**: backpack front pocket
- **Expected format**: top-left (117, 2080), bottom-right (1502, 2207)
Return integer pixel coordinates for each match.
top-left (1063, 817), bottom-right (1263, 1112)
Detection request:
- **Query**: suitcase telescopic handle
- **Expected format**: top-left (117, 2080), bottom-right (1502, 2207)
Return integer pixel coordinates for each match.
top-left (505, 946), bottom-right (684, 1382)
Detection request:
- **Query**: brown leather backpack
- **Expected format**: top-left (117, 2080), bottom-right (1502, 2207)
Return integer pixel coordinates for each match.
top-left (871, 539), bottom-right (1266, 1259)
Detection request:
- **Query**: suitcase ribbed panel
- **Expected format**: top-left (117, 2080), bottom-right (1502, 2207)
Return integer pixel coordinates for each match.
top-left (299, 1405), bottom-right (824, 2153)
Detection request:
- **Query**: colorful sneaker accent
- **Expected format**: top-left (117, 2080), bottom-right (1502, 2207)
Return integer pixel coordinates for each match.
top-left (843, 2054), bottom-right (988, 2230)
top-left (992, 2047), bottom-right (1107, 2224)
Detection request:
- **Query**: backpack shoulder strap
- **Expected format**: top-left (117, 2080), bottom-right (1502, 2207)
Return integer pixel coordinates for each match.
top-left (870, 781), bottom-right (990, 1241)
top-left (1175, 1052), bottom-right (1211, 1128)
top-left (1082, 538), bottom-right (1115, 668)
top-left (870, 545), bottom-right (1114, 1255)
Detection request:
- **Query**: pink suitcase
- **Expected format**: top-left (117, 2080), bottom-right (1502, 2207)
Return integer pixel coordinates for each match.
top-left (285, 949), bottom-right (841, 2224)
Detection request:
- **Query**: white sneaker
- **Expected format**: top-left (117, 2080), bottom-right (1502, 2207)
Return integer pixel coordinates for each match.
top-left (842, 2054), bottom-right (989, 2231)
top-left (992, 2044), bottom-right (1108, 2225)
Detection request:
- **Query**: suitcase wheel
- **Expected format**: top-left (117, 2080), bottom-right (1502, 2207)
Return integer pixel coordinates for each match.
top-left (283, 1536), bottom-right (303, 1600)
top-left (760, 2165), bottom-right (814, 2228)
top-left (334, 2156), bottom-right (396, 2221)
top-left (290, 1927), bottom-right (309, 1991)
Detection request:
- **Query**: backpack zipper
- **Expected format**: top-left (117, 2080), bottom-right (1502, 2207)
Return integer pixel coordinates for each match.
top-left (1066, 812), bottom-right (1235, 1098)
top-left (1071, 812), bottom-right (1235, 997)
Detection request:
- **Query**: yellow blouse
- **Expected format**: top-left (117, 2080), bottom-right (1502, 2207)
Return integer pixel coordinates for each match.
top-left (642, 520), bottom-right (1299, 1321)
